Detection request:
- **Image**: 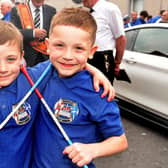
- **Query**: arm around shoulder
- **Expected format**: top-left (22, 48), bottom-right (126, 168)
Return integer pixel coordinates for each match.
top-left (85, 63), bottom-right (115, 101)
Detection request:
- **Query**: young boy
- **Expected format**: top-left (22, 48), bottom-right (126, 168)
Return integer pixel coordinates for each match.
top-left (0, 20), bottom-right (52, 168)
top-left (32, 8), bottom-right (128, 168)
top-left (0, 20), bottom-right (114, 168)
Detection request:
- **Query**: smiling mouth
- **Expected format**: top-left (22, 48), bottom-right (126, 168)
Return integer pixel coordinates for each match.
top-left (61, 63), bottom-right (75, 68)
top-left (0, 75), bottom-right (9, 79)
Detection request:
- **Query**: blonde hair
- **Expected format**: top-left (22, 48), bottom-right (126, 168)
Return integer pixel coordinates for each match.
top-left (0, 20), bottom-right (23, 53)
top-left (49, 7), bottom-right (97, 45)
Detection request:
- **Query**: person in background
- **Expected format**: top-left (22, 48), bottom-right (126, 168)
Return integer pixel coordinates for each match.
top-left (32, 7), bottom-right (128, 168)
top-left (147, 10), bottom-right (165, 23)
top-left (123, 14), bottom-right (131, 28)
top-left (130, 11), bottom-right (138, 26)
top-left (160, 10), bottom-right (168, 23)
top-left (82, 0), bottom-right (126, 85)
top-left (0, 0), bottom-right (13, 21)
top-left (131, 10), bottom-right (148, 26)
top-left (147, 15), bottom-right (152, 22)
top-left (139, 10), bottom-right (149, 24)
top-left (10, 0), bottom-right (56, 67)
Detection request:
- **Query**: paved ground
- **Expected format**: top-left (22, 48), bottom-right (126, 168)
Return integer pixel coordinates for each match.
top-left (94, 115), bottom-right (168, 168)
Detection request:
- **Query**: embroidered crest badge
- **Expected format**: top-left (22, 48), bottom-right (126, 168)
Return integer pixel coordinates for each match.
top-left (54, 98), bottom-right (79, 123)
top-left (13, 102), bottom-right (31, 125)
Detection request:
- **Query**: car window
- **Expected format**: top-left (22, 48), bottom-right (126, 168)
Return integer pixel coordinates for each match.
top-left (125, 30), bottom-right (138, 50)
top-left (133, 28), bottom-right (168, 56)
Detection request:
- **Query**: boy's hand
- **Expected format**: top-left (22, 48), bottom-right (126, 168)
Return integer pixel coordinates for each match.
top-left (85, 63), bottom-right (115, 101)
top-left (63, 143), bottom-right (95, 167)
top-left (93, 71), bottom-right (115, 101)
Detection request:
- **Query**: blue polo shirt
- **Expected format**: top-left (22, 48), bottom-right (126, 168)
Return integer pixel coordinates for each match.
top-left (147, 16), bottom-right (161, 23)
top-left (0, 61), bottom-right (51, 168)
top-left (131, 18), bottom-right (146, 26)
top-left (32, 67), bottom-right (124, 168)
top-left (2, 12), bottom-right (11, 21)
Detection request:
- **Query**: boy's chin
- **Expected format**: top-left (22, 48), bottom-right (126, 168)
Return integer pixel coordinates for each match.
top-left (58, 70), bottom-right (79, 78)
top-left (0, 78), bottom-right (17, 88)
top-left (0, 82), bottom-right (11, 88)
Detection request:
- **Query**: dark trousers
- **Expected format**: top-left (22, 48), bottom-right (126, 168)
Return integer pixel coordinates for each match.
top-left (88, 50), bottom-right (115, 85)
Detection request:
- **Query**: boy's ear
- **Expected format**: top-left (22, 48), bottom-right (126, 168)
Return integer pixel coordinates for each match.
top-left (20, 51), bottom-right (25, 66)
top-left (45, 38), bottom-right (49, 53)
top-left (88, 45), bottom-right (98, 59)
top-left (22, 51), bottom-right (24, 58)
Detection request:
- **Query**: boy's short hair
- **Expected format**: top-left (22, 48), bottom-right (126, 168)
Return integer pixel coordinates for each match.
top-left (0, 20), bottom-right (23, 53)
top-left (49, 7), bottom-right (97, 45)
top-left (140, 10), bottom-right (148, 18)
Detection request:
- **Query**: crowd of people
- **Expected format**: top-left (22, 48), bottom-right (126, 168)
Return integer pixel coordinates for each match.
top-left (123, 9), bottom-right (168, 28)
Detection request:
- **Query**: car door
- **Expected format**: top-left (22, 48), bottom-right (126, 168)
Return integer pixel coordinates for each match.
top-left (114, 26), bottom-right (168, 117)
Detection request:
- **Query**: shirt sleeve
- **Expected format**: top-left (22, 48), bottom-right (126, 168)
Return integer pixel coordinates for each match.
top-left (92, 98), bottom-right (124, 138)
top-left (108, 5), bottom-right (125, 39)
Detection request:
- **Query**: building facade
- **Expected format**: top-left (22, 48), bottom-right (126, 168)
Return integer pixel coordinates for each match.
top-left (111, 0), bottom-right (168, 17)
top-left (45, 0), bottom-right (167, 17)
top-left (1, 0), bottom-right (167, 19)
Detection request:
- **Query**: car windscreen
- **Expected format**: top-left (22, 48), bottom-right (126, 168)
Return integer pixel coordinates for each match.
top-left (133, 28), bottom-right (168, 57)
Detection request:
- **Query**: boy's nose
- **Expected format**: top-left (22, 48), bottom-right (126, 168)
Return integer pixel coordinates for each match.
top-left (63, 49), bottom-right (73, 59)
top-left (0, 62), bottom-right (7, 72)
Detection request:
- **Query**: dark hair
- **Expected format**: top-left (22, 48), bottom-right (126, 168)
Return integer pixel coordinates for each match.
top-left (147, 15), bottom-right (152, 20)
top-left (160, 10), bottom-right (165, 15)
top-left (140, 10), bottom-right (148, 18)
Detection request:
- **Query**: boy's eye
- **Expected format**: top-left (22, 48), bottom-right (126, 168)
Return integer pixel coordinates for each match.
top-left (8, 58), bottom-right (16, 61)
top-left (55, 43), bottom-right (63, 47)
top-left (76, 46), bottom-right (84, 50)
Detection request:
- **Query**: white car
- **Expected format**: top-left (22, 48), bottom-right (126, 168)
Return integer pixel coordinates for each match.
top-left (114, 23), bottom-right (168, 129)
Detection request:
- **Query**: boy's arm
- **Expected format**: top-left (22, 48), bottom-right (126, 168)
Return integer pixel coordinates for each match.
top-left (63, 134), bottom-right (128, 167)
top-left (85, 63), bottom-right (115, 101)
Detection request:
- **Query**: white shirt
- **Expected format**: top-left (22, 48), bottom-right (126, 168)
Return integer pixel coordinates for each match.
top-left (92, 0), bottom-right (125, 51)
top-left (29, 0), bottom-right (43, 29)
top-left (156, 18), bottom-right (162, 23)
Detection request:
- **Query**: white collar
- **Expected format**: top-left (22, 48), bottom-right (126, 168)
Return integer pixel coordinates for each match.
top-left (29, 0), bottom-right (42, 12)
top-left (92, 0), bottom-right (104, 11)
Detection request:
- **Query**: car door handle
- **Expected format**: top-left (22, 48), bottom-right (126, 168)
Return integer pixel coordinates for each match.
top-left (125, 58), bottom-right (136, 64)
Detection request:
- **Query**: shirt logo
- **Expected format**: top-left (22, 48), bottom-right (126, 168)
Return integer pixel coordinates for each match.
top-left (13, 102), bottom-right (31, 125)
top-left (54, 98), bottom-right (79, 123)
